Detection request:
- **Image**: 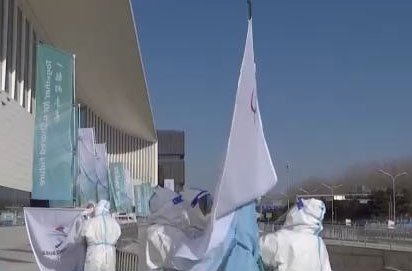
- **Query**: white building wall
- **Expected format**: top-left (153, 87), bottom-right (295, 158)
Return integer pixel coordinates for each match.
top-left (0, 91), bottom-right (33, 191)
top-left (0, 0), bottom-right (36, 192)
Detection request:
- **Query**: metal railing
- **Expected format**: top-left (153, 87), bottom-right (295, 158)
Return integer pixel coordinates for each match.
top-left (120, 222), bottom-right (139, 238)
top-left (322, 225), bottom-right (412, 250)
top-left (259, 222), bottom-right (412, 251)
top-left (258, 222), bottom-right (282, 233)
top-left (117, 222), bottom-right (139, 251)
top-left (116, 249), bottom-right (139, 271)
top-left (0, 208), bottom-right (25, 227)
top-left (116, 222), bottom-right (140, 271)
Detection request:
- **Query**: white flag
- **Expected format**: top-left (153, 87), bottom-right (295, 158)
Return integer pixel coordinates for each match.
top-left (172, 19), bottom-right (278, 270)
top-left (214, 19), bottom-right (277, 219)
top-left (24, 208), bottom-right (86, 271)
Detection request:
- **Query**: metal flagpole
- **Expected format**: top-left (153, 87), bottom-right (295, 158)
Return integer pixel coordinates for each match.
top-left (286, 162), bottom-right (290, 210)
top-left (72, 54), bottom-right (77, 208)
top-left (247, 0), bottom-right (252, 20)
top-left (76, 102), bottom-right (81, 207)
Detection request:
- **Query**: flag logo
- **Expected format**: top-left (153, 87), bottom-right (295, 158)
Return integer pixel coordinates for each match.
top-left (250, 88), bottom-right (257, 123)
top-left (50, 226), bottom-right (68, 249)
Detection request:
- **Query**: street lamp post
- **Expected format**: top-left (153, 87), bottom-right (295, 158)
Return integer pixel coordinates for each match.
top-left (378, 170), bottom-right (407, 224)
top-left (321, 183), bottom-right (343, 226)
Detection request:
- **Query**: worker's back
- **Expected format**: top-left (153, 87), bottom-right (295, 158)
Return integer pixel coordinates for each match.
top-left (260, 199), bottom-right (332, 271)
top-left (82, 200), bottom-right (121, 271)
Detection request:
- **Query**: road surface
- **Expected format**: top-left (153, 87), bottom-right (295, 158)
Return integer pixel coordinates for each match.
top-left (0, 226), bottom-right (38, 271)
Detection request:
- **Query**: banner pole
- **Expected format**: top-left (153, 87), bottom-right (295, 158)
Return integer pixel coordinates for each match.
top-left (72, 54), bottom-right (77, 208)
top-left (247, 0), bottom-right (252, 20)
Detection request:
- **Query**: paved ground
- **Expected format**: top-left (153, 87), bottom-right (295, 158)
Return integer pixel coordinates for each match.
top-left (0, 226), bottom-right (38, 271)
top-left (326, 243), bottom-right (412, 271)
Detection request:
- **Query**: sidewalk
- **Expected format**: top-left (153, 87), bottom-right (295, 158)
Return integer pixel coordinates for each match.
top-left (0, 226), bottom-right (38, 271)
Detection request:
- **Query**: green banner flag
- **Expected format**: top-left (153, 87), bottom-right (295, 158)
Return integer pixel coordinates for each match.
top-left (32, 44), bottom-right (75, 200)
top-left (109, 163), bottom-right (129, 213)
top-left (134, 184), bottom-right (154, 217)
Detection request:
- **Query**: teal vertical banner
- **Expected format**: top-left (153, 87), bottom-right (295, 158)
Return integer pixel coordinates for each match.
top-left (32, 44), bottom-right (74, 200)
top-left (134, 184), bottom-right (154, 217)
top-left (109, 163), bottom-right (128, 213)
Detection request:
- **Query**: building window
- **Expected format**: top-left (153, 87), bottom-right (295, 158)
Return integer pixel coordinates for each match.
top-left (31, 31), bottom-right (36, 113)
top-left (15, 7), bottom-right (21, 103)
top-left (0, 0), bottom-right (3, 69)
top-left (5, 0), bottom-right (14, 95)
top-left (24, 19), bottom-right (29, 108)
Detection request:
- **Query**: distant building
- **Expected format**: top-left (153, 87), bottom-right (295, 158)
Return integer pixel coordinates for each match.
top-left (354, 185), bottom-right (372, 194)
top-left (157, 130), bottom-right (185, 192)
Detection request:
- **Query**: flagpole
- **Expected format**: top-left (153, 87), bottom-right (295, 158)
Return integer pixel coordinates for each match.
top-left (72, 54), bottom-right (77, 208)
top-left (247, 0), bottom-right (252, 20)
top-left (286, 162), bottom-right (290, 210)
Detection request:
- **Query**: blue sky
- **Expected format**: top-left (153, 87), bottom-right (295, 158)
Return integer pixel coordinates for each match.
top-left (132, 0), bottom-right (412, 193)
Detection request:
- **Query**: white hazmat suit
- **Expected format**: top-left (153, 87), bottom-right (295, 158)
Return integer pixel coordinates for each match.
top-left (82, 200), bottom-right (121, 271)
top-left (139, 187), bottom-right (213, 270)
top-left (260, 198), bottom-right (332, 271)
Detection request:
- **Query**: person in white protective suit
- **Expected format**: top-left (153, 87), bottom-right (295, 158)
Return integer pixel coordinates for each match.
top-left (259, 198), bottom-right (332, 271)
top-left (82, 200), bottom-right (121, 271)
top-left (148, 187), bottom-right (212, 236)
top-left (139, 186), bottom-right (213, 270)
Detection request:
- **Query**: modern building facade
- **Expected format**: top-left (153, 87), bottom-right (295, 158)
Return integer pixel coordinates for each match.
top-left (157, 130), bottom-right (185, 192)
top-left (80, 106), bottom-right (158, 184)
top-left (0, 0), bottom-right (157, 209)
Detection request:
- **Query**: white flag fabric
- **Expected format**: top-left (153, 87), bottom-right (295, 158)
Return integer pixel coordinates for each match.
top-left (95, 143), bottom-right (110, 201)
top-left (170, 19), bottom-right (277, 271)
top-left (215, 19), bottom-right (277, 219)
top-left (24, 207), bottom-right (86, 271)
